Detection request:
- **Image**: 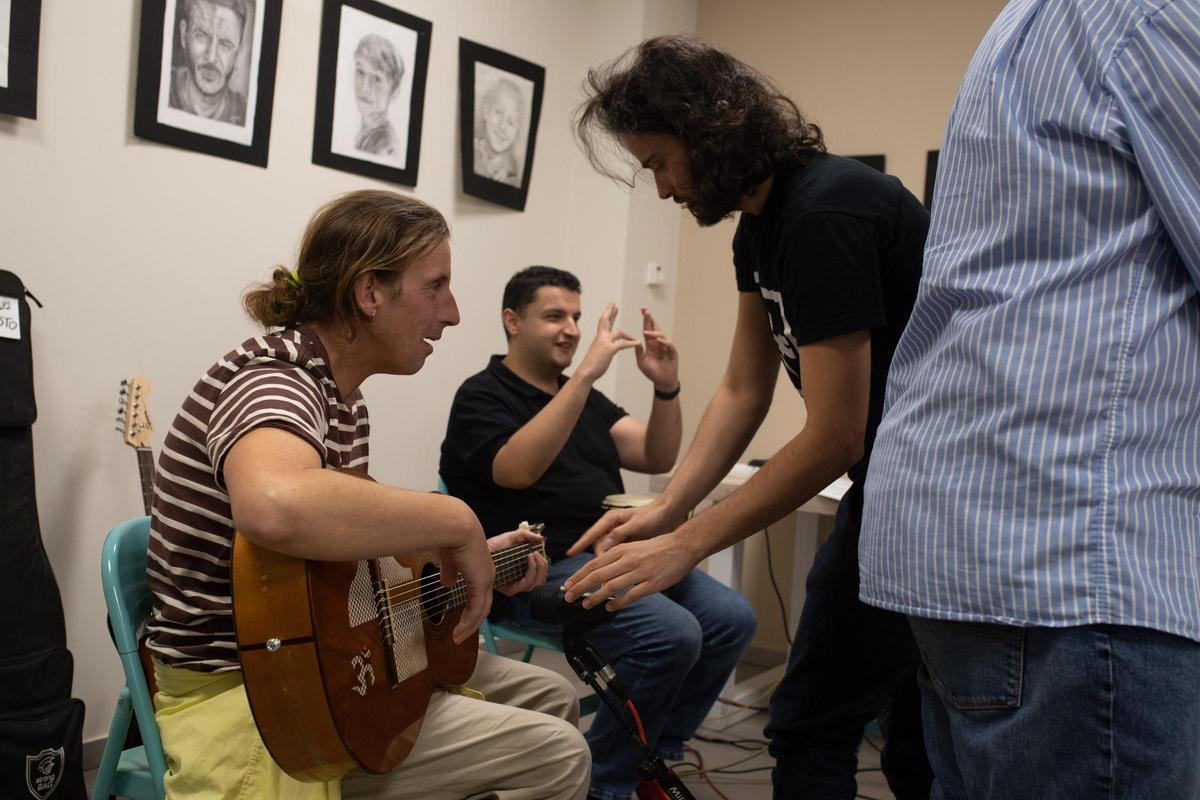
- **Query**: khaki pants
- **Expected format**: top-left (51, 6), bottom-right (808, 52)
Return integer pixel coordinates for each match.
top-left (342, 651), bottom-right (590, 800)
top-left (153, 651), bottom-right (589, 800)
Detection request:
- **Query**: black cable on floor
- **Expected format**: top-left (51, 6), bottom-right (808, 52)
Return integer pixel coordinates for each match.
top-left (762, 526), bottom-right (793, 646)
top-left (694, 733), bottom-right (768, 751)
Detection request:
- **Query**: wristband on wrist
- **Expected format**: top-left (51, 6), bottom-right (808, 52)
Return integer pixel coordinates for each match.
top-left (654, 383), bottom-right (681, 401)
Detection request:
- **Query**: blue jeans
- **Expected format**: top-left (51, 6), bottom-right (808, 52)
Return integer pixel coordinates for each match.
top-left (500, 553), bottom-right (756, 800)
top-left (908, 618), bottom-right (1200, 799)
top-left (766, 483), bottom-right (931, 800)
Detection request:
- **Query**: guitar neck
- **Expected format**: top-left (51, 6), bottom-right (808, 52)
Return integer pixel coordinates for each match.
top-left (135, 447), bottom-right (155, 516)
top-left (440, 541), bottom-right (542, 614)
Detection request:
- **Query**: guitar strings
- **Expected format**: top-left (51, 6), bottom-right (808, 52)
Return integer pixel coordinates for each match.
top-left (379, 546), bottom-right (540, 632)
top-left (373, 544), bottom-right (543, 611)
top-left (376, 550), bottom-right (537, 611)
top-left (379, 549), bottom-right (536, 634)
top-left (373, 543), bottom-right (536, 601)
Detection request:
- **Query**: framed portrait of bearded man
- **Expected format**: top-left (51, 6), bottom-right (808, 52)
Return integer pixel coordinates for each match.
top-left (134, 0), bottom-right (281, 166)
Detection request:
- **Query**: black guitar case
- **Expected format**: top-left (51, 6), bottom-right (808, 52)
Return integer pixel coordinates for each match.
top-left (0, 271), bottom-right (86, 799)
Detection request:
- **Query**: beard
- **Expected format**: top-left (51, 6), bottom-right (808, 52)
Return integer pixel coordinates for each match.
top-left (684, 179), bottom-right (744, 227)
top-left (192, 61), bottom-right (230, 96)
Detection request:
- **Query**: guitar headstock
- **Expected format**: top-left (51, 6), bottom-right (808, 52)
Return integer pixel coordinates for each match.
top-left (115, 377), bottom-right (154, 449)
top-left (517, 521), bottom-right (548, 558)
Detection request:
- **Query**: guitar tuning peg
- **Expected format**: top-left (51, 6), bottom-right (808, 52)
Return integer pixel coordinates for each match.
top-left (114, 424), bottom-right (124, 432)
top-left (120, 379), bottom-right (128, 387)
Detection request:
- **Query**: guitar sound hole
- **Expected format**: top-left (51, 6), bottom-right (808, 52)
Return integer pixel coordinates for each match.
top-left (419, 563), bottom-right (448, 625)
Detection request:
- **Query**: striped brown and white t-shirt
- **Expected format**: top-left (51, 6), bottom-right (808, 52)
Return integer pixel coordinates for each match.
top-left (146, 327), bottom-right (369, 671)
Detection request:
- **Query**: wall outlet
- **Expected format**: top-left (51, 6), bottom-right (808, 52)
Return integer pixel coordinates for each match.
top-left (645, 261), bottom-right (665, 286)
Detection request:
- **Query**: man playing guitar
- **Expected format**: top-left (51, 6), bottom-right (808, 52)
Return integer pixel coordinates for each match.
top-left (144, 190), bottom-right (590, 799)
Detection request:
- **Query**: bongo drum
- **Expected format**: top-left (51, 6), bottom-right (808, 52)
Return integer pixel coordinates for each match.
top-left (600, 493), bottom-right (659, 510)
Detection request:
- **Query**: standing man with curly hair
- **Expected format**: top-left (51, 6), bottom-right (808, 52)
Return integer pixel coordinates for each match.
top-left (564, 36), bottom-right (932, 800)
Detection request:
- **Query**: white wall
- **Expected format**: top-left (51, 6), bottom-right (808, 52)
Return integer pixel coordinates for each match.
top-left (2, 0), bottom-right (695, 744)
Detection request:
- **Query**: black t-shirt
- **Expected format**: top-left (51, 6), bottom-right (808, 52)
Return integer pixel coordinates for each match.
top-left (439, 355), bottom-right (628, 561)
top-left (733, 153), bottom-right (928, 483)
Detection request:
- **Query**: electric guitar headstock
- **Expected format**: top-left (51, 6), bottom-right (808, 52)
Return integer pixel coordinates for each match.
top-left (115, 377), bottom-right (154, 449)
top-left (115, 377), bottom-right (156, 516)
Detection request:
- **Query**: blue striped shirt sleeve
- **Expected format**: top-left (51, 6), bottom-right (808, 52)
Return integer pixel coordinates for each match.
top-left (1107, 0), bottom-right (1200, 284)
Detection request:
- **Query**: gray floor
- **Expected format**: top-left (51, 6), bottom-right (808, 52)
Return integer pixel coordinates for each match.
top-left (536, 645), bottom-right (895, 800)
top-left (86, 643), bottom-right (896, 800)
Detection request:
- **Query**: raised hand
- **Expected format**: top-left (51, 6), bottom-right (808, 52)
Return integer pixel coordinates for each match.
top-left (634, 308), bottom-right (679, 392)
top-left (489, 527), bottom-right (549, 596)
top-left (575, 303), bottom-right (640, 384)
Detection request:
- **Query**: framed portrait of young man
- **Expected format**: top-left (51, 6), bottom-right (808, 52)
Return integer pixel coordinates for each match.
top-left (458, 38), bottom-right (544, 212)
top-left (133, 0), bottom-right (282, 167)
top-left (311, 0), bottom-right (431, 187)
top-left (0, 0), bottom-right (42, 120)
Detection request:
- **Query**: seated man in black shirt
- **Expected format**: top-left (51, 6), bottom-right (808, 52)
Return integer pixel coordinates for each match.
top-left (440, 266), bottom-right (756, 800)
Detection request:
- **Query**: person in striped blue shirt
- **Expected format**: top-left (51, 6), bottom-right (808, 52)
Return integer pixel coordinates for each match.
top-left (860, 1), bottom-right (1200, 797)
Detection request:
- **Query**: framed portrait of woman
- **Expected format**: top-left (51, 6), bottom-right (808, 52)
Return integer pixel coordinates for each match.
top-left (311, 0), bottom-right (431, 187)
top-left (0, 0), bottom-right (42, 120)
top-left (133, 0), bottom-right (282, 166)
top-left (458, 38), bottom-right (544, 211)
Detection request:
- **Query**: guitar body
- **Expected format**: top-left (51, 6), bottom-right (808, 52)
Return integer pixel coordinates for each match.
top-left (232, 537), bottom-right (478, 782)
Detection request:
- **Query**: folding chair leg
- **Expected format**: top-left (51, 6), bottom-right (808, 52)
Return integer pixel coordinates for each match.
top-left (92, 687), bottom-right (133, 799)
top-left (482, 625), bottom-right (501, 655)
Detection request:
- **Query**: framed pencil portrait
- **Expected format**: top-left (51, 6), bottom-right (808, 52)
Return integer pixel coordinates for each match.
top-left (0, 0), bottom-right (42, 119)
top-left (848, 154), bottom-right (886, 173)
top-left (133, 0), bottom-right (282, 167)
top-left (311, 0), bottom-right (431, 187)
top-left (459, 38), bottom-right (544, 211)
top-left (924, 149), bottom-right (939, 210)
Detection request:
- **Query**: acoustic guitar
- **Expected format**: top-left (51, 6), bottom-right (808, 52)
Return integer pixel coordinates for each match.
top-left (232, 510), bottom-right (544, 782)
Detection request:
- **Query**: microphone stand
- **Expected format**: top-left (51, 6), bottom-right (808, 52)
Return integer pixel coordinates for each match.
top-left (562, 625), bottom-right (696, 800)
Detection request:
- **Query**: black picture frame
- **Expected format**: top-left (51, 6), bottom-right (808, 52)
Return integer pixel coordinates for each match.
top-left (0, 0), bottom-right (42, 119)
top-left (133, 0), bottom-right (282, 167)
top-left (311, 0), bottom-right (431, 187)
top-left (459, 38), bottom-right (545, 211)
top-left (849, 154), bottom-right (886, 173)
top-left (924, 150), bottom-right (939, 210)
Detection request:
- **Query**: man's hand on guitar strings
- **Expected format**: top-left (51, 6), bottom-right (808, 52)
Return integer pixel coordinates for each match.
top-left (438, 530), bottom-right (494, 644)
top-left (489, 528), bottom-right (549, 596)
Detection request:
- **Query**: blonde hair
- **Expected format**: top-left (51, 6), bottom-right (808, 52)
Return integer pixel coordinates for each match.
top-left (243, 190), bottom-right (449, 338)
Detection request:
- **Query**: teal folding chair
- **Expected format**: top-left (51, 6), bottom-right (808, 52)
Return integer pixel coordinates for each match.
top-left (480, 620), bottom-right (599, 717)
top-left (92, 516), bottom-right (168, 799)
top-left (438, 478), bottom-right (598, 716)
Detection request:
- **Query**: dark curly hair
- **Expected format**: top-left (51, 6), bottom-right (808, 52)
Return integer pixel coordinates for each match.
top-left (575, 35), bottom-right (825, 225)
